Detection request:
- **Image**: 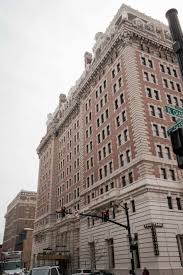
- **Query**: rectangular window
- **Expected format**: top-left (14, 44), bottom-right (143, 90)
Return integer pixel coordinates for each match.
top-left (118, 77), bottom-right (122, 88)
top-left (104, 165), bottom-right (107, 176)
top-left (113, 83), bottom-right (117, 93)
top-left (129, 172), bottom-right (133, 183)
top-left (99, 168), bottom-right (102, 179)
top-left (165, 146), bottom-right (171, 159)
top-left (141, 57), bottom-right (146, 65)
top-left (131, 200), bottom-right (136, 212)
top-left (116, 116), bottom-right (120, 127)
top-left (109, 161), bottom-right (113, 173)
top-left (176, 198), bottom-right (182, 210)
top-left (115, 99), bottom-right (118, 109)
top-left (118, 134), bottom-right (122, 146)
top-left (153, 124), bottom-right (159, 136)
top-left (104, 80), bottom-right (107, 89)
top-left (167, 67), bottom-right (171, 75)
top-left (120, 154), bottom-right (124, 167)
top-left (146, 87), bottom-right (152, 98)
top-left (157, 145), bottom-right (163, 158)
top-left (163, 79), bottom-right (168, 88)
top-left (126, 150), bottom-right (130, 163)
top-left (144, 72), bottom-right (149, 81)
top-left (108, 143), bottom-right (112, 154)
top-left (97, 134), bottom-right (101, 144)
top-left (160, 168), bottom-right (167, 179)
top-left (161, 126), bottom-right (167, 138)
top-left (148, 59), bottom-right (153, 68)
top-left (112, 69), bottom-right (115, 78)
top-left (120, 93), bottom-right (124, 104)
top-left (154, 90), bottom-right (159, 100)
top-left (160, 64), bottom-right (165, 72)
top-left (117, 63), bottom-right (120, 72)
top-left (169, 169), bottom-right (176, 181)
top-left (122, 111), bottom-right (126, 122)
top-left (122, 176), bottom-right (126, 187)
top-left (124, 129), bottom-right (128, 142)
top-left (157, 107), bottom-right (163, 118)
top-left (173, 69), bottom-right (177, 77)
top-left (167, 94), bottom-right (172, 104)
top-left (177, 83), bottom-right (181, 92)
top-left (150, 105), bottom-right (155, 116)
top-left (167, 196), bottom-right (173, 209)
top-left (151, 74), bottom-right (156, 83)
top-left (107, 125), bottom-right (110, 135)
top-left (170, 81), bottom-right (175, 90)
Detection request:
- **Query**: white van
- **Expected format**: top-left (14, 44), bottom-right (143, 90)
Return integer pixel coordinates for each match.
top-left (29, 266), bottom-right (61, 275)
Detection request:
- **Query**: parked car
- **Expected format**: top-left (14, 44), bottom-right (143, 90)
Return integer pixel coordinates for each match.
top-left (72, 269), bottom-right (92, 275)
top-left (29, 266), bottom-right (61, 275)
top-left (92, 271), bottom-right (113, 275)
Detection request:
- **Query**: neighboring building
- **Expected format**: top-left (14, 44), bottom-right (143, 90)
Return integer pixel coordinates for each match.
top-left (32, 4), bottom-right (183, 275)
top-left (2, 190), bottom-right (36, 267)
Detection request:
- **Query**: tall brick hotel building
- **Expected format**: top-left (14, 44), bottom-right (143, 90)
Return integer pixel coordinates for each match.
top-left (32, 4), bottom-right (183, 275)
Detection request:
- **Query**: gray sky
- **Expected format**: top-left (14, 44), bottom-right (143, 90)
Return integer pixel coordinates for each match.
top-left (0, 0), bottom-right (183, 243)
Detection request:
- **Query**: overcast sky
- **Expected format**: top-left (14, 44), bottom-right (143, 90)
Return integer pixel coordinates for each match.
top-left (0, 0), bottom-right (183, 244)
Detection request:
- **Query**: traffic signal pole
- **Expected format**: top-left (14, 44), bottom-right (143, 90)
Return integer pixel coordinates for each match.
top-left (57, 204), bottom-right (135, 275)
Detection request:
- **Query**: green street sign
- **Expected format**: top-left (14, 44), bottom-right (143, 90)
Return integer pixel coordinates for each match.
top-left (165, 105), bottom-right (183, 118)
top-left (167, 119), bottom-right (183, 135)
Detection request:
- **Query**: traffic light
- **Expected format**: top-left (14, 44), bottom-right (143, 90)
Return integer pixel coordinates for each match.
top-left (61, 207), bottom-right (66, 218)
top-left (102, 210), bottom-right (109, 222)
top-left (170, 128), bottom-right (183, 169)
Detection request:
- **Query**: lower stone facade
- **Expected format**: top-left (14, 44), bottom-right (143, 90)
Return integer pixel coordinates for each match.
top-left (31, 219), bottom-right (80, 274)
top-left (80, 177), bottom-right (183, 275)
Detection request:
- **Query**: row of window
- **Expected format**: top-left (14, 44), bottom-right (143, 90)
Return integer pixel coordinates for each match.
top-left (141, 56), bottom-right (178, 78)
top-left (86, 174), bottom-right (94, 188)
top-left (145, 87), bottom-right (160, 100)
top-left (114, 93), bottom-right (124, 109)
top-left (160, 168), bottom-right (176, 181)
top-left (167, 196), bottom-right (182, 210)
top-left (97, 125), bottom-right (110, 144)
top-left (141, 56), bottom-right (153, 68)
top-left (152, 124), bottom-right (167, 138)
top-left (166, 94), bottom-right (183, 108)
top-left (113, 77), bottom-right (123, 93)
top-left (119, 149), bottom-right (131, 167)
top-left (163, 78), bottom-right (181, 92)
top-left (97, 109), bottom-right (109, 127)
top-left (112, 62), bottom-right (121, 78)
top-left (156, 144), bottom-right (172, 159)
top-left (144, 71), bottom-right (156, 83)
top-left (96, 93), bottom-right (108, 112)
top-left (85, 112), bottom-right (92, 125)
top-left (60, 120), bottom-right (79, 143)
top-left (86, 141), bottom-right (93, 154)
top-left (99, 161), bottom-right (113, 179)
top-left (160, 64), bottom-right (178, 77)
top-left (86, 181), bottom-right (115, 204)
top-left (116, 110), bottom-right (127, 127)
top-left (98, 142), bottom-right (112, 161)
top-left (96, 79), bottom-right (107, 98)
top-left (121, 171), bottom-right (134, 186)
top-left (149, 105), bottom-right (163, 118)
top-left (117, 128), bottom-right (129, 146)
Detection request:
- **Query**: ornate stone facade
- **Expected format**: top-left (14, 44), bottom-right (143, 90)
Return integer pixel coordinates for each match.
top-left (33, 4), bottom-right (183, 275)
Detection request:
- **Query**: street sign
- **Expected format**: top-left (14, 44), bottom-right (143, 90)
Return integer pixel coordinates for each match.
top-left (165, 105), bottom-right (183, 118)
top-left (167, 119), bottom-right (183, 135)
